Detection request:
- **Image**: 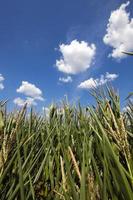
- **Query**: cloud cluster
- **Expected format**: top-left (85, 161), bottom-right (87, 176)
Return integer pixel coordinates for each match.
top-left (103, 1), bottom-right (133, 59)
top-left (56, 40), bottom-right (96, 74)
top-left (14, 81), bottom-right (44, 107)
top-left (14, 97), bottom-right (37, 107)
top-left (17, 81), bottom-right (43, 100)
top-left (5, 2), bottom-right (132, 105)
top-left (78, 72), bottom-right (118, 89)
top-left (0, 74), bottom-right (5, 90)
top-left (59, 76), bottom-right (72, 83)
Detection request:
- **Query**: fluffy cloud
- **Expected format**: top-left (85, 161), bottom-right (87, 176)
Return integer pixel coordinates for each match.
top-left (103, 1), bottom-right (133, 59)
top-left (17, 81), bottom-right (44, 100)
top-left (56, 40), bottom-right (96, 74)
top-left (0, 74), bottom-right (5, 90)
top-left (78, 72), bottom-right (118, 89)
top-left (14, 97), bottom-right (37, 107)
top-left (14, 81), bottom-right (44, 107)
top-left (59, 76), bottom-right (72, 83)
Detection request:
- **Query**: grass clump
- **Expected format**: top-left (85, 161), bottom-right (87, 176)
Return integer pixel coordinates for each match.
top-left (0, 86), bottom-right (133, 200)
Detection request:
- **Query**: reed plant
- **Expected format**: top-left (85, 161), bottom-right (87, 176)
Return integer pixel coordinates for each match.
top-left (0, 87), bottom-right (133, 199)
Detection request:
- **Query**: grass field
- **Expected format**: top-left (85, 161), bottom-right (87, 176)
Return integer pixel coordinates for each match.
top-left (0, 86), bottom-right (133, 200)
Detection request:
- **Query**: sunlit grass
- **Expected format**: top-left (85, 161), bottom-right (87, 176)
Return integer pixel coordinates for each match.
top-left (0, 86), bottom-right (133, 199)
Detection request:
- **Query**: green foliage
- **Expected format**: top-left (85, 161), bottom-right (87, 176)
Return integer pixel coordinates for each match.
top-left (0, 87), bottom-right (133, 199)
top-left (122, 51), bottom-right (133, 56)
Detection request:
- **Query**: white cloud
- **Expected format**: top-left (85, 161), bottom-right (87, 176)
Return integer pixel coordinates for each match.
top-left (59, 76), bottom-right (72, 83)
top-left (0, 74), bottom-right (4, 82)
top-left (14, 97), bottom-right (37, 107)
top-left (56, 40), bottom-right (96, 74)
top-left (78, 78), bottom-right (97, 89)
top-left (14, 81), bottom-right (44, 107)
top-left (103, 1), bottom-right (133, 59)
top-left (0, 74), bottom-right (5, 90)
top-left (105, 72), bottom-right (118, 80)
top-left (78, 72), bottom-right (118, 89)
top-left (0, 83), bottom-right (4, 90)
top-left (16, 81), bottom-right (44, 100)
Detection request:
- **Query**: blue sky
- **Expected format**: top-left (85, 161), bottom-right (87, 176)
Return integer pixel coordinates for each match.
top-left (0, 0), bottom-right (133, 111)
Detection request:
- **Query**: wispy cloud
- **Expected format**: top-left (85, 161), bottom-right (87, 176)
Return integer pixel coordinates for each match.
top-left (78, 72), bottom-right (118, 89)
top-left (59, 76), bottom-right (72, 83)
top-left (56, 40), bottom-right (96, 74)
top-left (0, 74), bottom-right (5, 90)
top-left (103, 1), bottom-right (133, 59)
top-left (14, 97), bottom-right (37, 107)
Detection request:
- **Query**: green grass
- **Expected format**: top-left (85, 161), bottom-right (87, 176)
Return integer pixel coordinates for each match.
top-left (0, 86), bottom-right (133, 199)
